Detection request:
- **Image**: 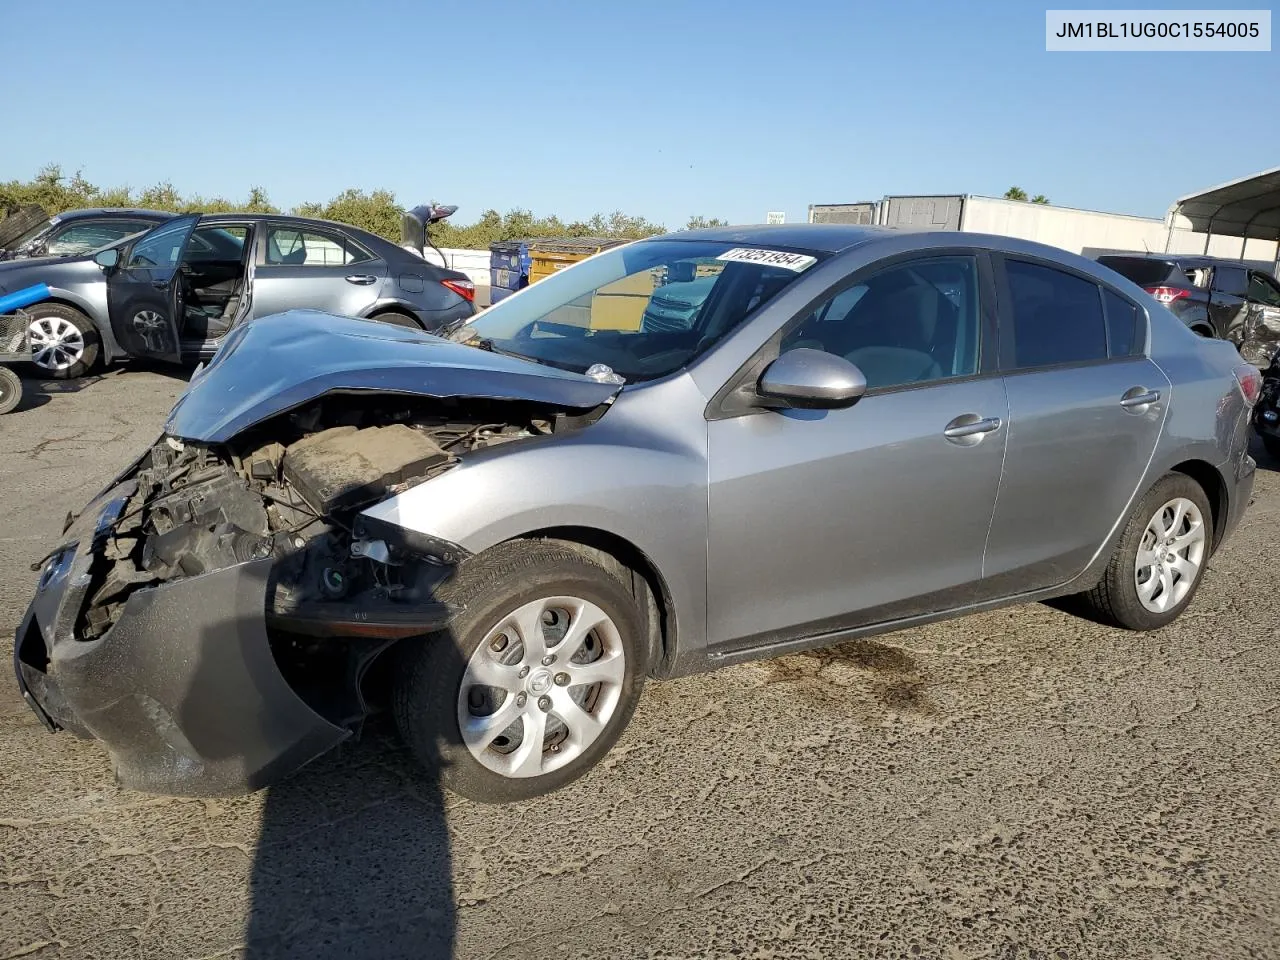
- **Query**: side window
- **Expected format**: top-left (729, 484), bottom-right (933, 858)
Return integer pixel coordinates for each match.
top-left (1004, 259), bottom-right (1107, 368)
top-left (266, 226), bottom-right (363, 266)
top-left (126, 219), bottom-right (193, 268)
top-left (1247, 272), bottom-right (1280, 308)
top-left (1213, 265), bottom-right (1248, 298)
top-left (780, 255), bottom-right (981, 390)
top-left (1103, 289), bottom-right (1140, 357)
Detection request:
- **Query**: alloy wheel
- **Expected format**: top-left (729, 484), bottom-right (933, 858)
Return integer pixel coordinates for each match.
top-left (1133, 497), bottom-right (1207, 613)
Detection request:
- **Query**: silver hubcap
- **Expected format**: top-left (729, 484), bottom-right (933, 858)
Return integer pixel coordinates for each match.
top-left (1134, 497), bottom-right (1206, 613)
top-left (458, 595), bottom-right (626, 779)
top-left (27, 316), bottom-right (85, 372)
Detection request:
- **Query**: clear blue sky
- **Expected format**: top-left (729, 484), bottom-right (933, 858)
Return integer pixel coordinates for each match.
top-left (6, 0), bottom-right (1278, 228)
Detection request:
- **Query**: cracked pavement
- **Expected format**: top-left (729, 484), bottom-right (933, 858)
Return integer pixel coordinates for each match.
top-left (1, 370), bottom-right (1277, 959)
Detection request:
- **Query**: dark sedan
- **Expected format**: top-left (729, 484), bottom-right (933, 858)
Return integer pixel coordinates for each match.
top-left (0, 213), bottom-right (476, 378)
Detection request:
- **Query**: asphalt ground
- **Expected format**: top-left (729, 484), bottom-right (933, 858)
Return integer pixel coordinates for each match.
top-left (1, 368), bottom-right (1277, 960)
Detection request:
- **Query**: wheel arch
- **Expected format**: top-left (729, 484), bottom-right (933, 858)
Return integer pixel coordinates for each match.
top-left (513, 526), bottom-right (678, 679)
top-left (1169, 458), bottom-right (1229, 550)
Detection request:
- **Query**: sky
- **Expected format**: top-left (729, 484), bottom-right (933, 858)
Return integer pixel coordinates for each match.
top-left (5, 0), bottom-right (1278, 230)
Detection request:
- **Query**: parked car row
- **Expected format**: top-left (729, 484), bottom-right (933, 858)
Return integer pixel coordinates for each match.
top-left (0, 208), bottom-right (476, 378)
top-left (14, 223), bottom-right (1259, 805)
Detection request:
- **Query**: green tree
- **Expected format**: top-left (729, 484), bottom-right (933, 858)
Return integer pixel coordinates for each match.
top-left (686, 216), bottom-right (729, 229)
top-left (1031, 195), bottom-right (1049, 204)
top-left (1003, 186), bottom-right (1028, 201)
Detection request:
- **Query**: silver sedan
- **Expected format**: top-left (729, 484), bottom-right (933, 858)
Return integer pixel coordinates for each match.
top-left (15, 225), bottom-right (1259, 803)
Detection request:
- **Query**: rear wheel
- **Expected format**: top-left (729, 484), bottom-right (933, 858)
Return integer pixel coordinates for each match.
top-left (0, 366), bottom-right (22, 415)
top-left (26, 303), bottom-right (99, 379)
top-left (393, 540), bottom-right (647, 803)
top-left (371, 311), bottom-right (422, 330)
top-left (1074, 473), bottom-right (1212, 630)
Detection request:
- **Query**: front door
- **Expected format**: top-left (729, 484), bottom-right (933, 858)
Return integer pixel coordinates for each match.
top-left (981, 256), bottom-right (1168, 593)
top-left (705, 253), bottom-right (1008, 655)
top-left (105, 215), bottom-right (199, 363)
top-left (249, 222), bottom-right (388, 319)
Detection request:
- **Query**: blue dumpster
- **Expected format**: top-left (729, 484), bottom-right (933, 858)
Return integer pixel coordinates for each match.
top-left (489, 240), bottom-right (533, 304)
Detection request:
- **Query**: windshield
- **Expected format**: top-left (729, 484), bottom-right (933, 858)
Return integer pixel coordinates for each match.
top-left (451, 239), bottom-right (825, 381)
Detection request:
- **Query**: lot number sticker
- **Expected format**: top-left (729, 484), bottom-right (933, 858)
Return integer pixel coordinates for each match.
top-left (715, 247), bottom-right (817, 272)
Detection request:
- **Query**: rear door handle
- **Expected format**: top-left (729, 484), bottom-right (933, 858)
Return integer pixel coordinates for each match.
top-left (345, 275), bottom-right (378, 285)
top-left (1120, 388), bottom-right (1161, 409)
top-left (943, 414), bottom-right (1002, 443)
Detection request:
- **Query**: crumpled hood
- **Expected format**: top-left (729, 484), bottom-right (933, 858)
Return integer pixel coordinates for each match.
top-left (164, 310), bottom-right (622, 443)
top-left (0, 254), bottom-right (96, 288)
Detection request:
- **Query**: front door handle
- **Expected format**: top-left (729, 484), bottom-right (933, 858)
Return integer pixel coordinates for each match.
top-left (345, 275), bottom-right (378, 285)
top-left (1120, 387), bottom-right (1161, 409)
top-left (943, 414), bottom-right (1002, 444)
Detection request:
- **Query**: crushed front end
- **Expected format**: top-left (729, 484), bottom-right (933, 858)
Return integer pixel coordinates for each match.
top-left (14, 393), bottom-right (569, 796)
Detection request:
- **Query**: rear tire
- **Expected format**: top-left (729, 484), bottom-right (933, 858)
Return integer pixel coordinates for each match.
top-left (1073, 473), bottom-right (1213, 630)
top-left (393, 540), bottom-right (647, 803)
top-left (371, 311), bottom-right (422, 330)
top-left (1262, 434), bottom-right (1280, 462)
top-left (0, 366), bottom-right (22, 415)
top-left (26, 303), bottom-right (100, 379)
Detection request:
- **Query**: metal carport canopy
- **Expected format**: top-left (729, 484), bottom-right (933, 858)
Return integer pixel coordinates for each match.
top-left (1168, 166), bottom-right (1280, 253)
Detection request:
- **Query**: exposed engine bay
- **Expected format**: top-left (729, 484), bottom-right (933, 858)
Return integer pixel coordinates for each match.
top-left (70, 394), bottom-right (576, 718)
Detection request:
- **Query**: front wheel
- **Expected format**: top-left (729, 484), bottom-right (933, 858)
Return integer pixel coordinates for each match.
top-left (26, 303), bottom-right (100, 379)
top-left (393, 540), bottom-right (647, 803)
top-left (1073, 473), bottom-right (1213, 630)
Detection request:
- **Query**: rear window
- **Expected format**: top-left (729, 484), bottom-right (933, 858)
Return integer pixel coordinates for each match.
top-left (1097, 257), bottom-right (1178, 288)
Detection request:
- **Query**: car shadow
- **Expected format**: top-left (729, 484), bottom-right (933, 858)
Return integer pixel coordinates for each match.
top-left (242, 719), bottom-right (457, 960)
top-left (237, 631), bottom-right (464, 959)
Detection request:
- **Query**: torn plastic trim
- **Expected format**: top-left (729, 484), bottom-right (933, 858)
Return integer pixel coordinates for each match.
top-left (351, 513), bottom-right (473, 566)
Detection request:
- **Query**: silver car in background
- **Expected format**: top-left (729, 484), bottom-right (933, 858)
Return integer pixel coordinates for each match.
top-left (16, 225), bottom-right (1258, 803)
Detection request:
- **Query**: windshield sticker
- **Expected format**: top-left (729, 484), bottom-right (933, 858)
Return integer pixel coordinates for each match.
top-left (715, 247), bottom-right (817, 272)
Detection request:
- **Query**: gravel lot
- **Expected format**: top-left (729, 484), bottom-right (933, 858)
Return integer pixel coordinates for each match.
top-left (1, 369), bottom-right (1277, 960)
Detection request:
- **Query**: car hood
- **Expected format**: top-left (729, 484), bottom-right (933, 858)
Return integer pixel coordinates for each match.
top-left (164, 310), bottom-right (623, 443)
top-left (0, 254), bottom-right (98, 288)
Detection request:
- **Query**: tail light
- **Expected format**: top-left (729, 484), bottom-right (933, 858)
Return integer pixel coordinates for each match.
top-left (1144, 285), bottom-right (1191, 304)
top-left (1234, 363), bottom-right (1262, 406)
top-left (441, 279), bottom-right (475, 302)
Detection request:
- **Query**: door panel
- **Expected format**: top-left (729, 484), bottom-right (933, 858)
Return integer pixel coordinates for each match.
top-left (706, 377), bottom-right (1009, 652)
top-left (250, 224), bottom-right (387, 319)
top-left (105, 215), bottom-right (199, 362)
top-left (982, 358), bottom-right (1168, 592)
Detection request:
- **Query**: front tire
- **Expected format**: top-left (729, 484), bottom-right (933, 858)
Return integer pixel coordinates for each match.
top-left (26, 303), bottom-right (100, 379)
top-left (393, 540), bottom-right (647, 803)
top-left (1075, 473), bottom-right (1213, 630)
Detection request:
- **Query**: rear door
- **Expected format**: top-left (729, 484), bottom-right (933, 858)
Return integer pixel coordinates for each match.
top-left (249, 222), bottom-right (387, 319)
top-left (1209, 263), bottom-right (1249, 340)
top-left (104, 215), bottom-right (200, 363)
top-left (981, 255), bottom-right (1167, 593)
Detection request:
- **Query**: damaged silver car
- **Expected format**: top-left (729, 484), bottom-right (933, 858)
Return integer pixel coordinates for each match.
top-left (15, 225), bottom-right (1259, 802)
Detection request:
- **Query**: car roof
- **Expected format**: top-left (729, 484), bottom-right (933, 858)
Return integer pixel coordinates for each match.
top-left (1098, 252), bottom-right (1246, 269)
top-left (658, 223), bottom-right (897, 253)
top-left (54, 207), bottom-right (175, 220)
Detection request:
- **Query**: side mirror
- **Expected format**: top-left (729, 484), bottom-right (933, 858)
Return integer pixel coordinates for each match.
top-left (757, 348), bottom-right (867, 409)
top-left (94, 248), bottom-right (119, 269)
